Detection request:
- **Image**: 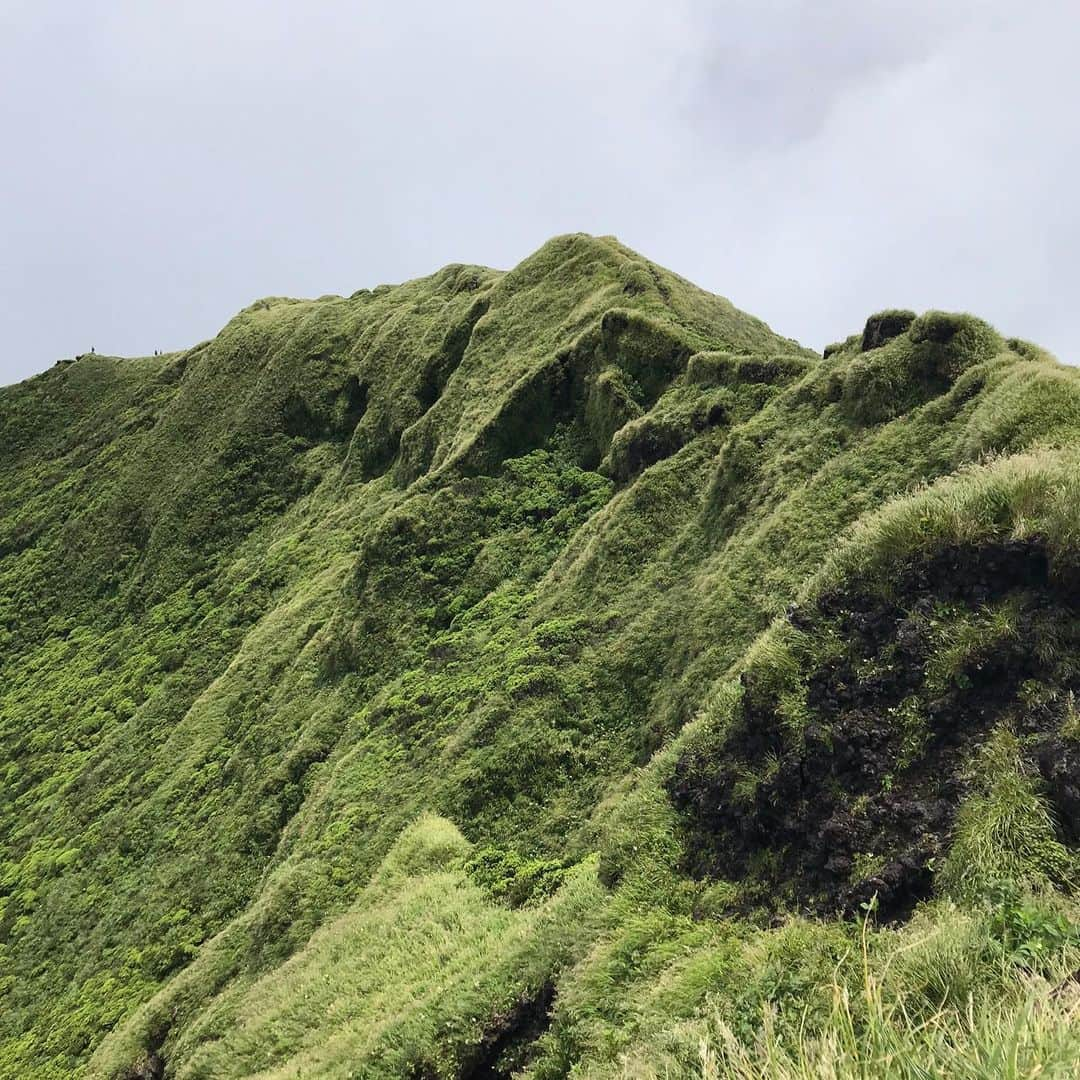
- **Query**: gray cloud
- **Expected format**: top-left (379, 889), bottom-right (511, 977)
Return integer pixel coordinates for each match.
top-left (1, 0), bottom-right (1077, 385)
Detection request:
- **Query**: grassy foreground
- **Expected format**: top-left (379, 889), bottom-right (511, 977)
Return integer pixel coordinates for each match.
top-left (1, 235), bottom-right (1078, 1077)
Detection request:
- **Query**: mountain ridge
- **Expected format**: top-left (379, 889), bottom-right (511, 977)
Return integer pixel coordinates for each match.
top-left (1, 234), bottom-right (1078, 1078)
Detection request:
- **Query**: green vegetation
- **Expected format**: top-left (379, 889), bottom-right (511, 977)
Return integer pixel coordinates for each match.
top-left (0, 233), bottom-right (1078, 1077)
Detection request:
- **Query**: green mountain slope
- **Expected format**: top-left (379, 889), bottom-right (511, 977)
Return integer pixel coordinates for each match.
top-left (1, 235), bottom-right (1078, 1078)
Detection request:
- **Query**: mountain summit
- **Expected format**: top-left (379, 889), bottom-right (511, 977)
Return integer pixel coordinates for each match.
top-left (1, 235), bottom-right (1078, 1078)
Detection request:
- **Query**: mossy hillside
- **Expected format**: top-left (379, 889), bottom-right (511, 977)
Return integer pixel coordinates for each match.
top-left (131, 340), bottom-right (1080, 1071)
top-left (0, 238), bottom-right (1078, 1077)
top-left (529, 315), bottom-right (1073, 769)
top-left (90, 818), bottom-right (608, 1080)
top-left (393, 235), bottom-right (806, 482)
top-left (0, 235), bottom-right (804, 1076)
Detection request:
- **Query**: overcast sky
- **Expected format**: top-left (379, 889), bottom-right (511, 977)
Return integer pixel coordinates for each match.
top-left (2, 1), bottom-right (1077, 385)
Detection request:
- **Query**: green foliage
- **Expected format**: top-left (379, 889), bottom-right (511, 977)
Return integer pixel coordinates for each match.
top-left (465, 846), bottom-right (571, 907)
top-left (985, 881), bottom-right (1080, 970)
top-left (942, 730), bottom-right (1076, 900)
top-left (909, 310), bottom-right (1004, 369)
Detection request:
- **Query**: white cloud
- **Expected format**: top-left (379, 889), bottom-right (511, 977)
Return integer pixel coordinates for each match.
top-left (1, 1), bottom-right (1076, 383)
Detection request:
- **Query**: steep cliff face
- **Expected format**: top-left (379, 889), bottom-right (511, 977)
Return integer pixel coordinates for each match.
top-left (1, 235), bottom-right (1078, 1078)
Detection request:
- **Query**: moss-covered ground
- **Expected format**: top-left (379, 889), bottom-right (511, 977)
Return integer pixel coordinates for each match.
top-left (1, 234), bottom-right (1078, 1077)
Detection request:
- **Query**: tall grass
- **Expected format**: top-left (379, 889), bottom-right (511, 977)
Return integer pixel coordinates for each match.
top-left (699, 964), bottom-right (1080, 1080)
top-left (697, 911), bottom-right (1080, 1080)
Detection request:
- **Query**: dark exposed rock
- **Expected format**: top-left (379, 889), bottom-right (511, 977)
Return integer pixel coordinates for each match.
top-left (123, 1048), bottom-right (165, 1080)
top-left (1036, 736), bottom-right (1080, 844)
top-left (457, 982), bottom-right (556, 1080)
top-left (861, 310), bottom-right (916, 352)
